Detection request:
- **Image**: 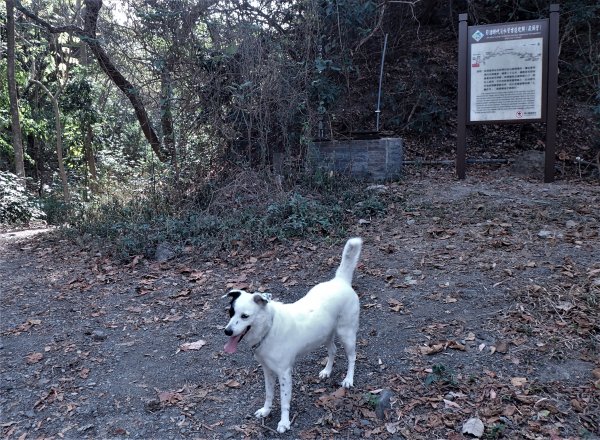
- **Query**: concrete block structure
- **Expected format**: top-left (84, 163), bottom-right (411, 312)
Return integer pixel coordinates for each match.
top-left (309, 137), bottom-right (403, 181)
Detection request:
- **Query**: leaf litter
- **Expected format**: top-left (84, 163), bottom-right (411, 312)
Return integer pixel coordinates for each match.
top-left (0, 169), bottom-right (598, 439)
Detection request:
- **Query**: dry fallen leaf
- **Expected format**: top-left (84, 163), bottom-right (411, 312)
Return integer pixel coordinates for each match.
top-left (570, 399), bottom-right (584, 412)
top-left (419, 340), bottom-right (465, 355)
top-left (317, 387), bottom-right (347, 409)
top-left (495, 340), bottom-right (510, 354)
top-left (26, 352), bottom-right (43, 364)
top-left (444, 399), bottom-right (461, 409)
top-left (388, 298), bottom-right (404, 312)
top-left (331, 387), bottom-right (346, 399)
top-left (462, 417), bottom-right (484, 438)
top-left (179, 339), bottom-right (207, 351)
top-left (419, 343), bottom-right (445, 355)
top-left (163, 314), bottom-right (183, 322)
top-left (448, 341), bottom-right (466, 351)
top-left (555, 301), bottom-right (574, 311)
top-left (158, 391), bottom-right (183, 404)
top-left (511, 377), bottom-right (527, 387)
top-left (385, 421), bottom-right (400, 434)
top-left (225, 379), bottom-right (241, 388)
top-left (170, 289), bottom-right (191, 298)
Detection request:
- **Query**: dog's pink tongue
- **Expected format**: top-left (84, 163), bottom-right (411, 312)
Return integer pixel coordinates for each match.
top-left (224, 335), bottom-right (240, 353)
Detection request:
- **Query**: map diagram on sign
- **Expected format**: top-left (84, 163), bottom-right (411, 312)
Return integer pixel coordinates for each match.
top-left (470, 38), bottom-right (543, 122)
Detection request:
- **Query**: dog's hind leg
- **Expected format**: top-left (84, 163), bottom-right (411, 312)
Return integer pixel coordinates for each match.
top-left (255, 366), bottom-right (276, 418)
top-left (337, 327), bottom-right (357, 388)
top-left (319, 336), bottom-right (337, 379)
top-left (276, 368), bottom-right (292, 433)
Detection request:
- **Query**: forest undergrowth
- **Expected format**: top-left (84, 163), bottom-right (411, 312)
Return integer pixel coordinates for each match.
top-left (70, 167), bottom-right (393, 260)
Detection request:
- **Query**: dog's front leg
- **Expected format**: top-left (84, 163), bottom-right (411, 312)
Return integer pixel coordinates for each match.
top-left (254, 366), bottom-right (275, 418)
top-left (276, 368), bottom-right (292, 433)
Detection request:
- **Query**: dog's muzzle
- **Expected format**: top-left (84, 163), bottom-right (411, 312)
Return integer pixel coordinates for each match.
top-left (223, 326), bottom-right (251, 354)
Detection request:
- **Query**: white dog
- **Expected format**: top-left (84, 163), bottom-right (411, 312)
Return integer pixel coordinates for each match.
top-left (223, 237), bottom-right (362, 433)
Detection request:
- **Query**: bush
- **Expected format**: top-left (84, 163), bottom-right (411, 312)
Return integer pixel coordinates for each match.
top-left (40, 195), bottom-right (77, 225)
top-left (73, 169), bottom-right (392, 260)
top-left (0, 171), bottom-right (45, 225)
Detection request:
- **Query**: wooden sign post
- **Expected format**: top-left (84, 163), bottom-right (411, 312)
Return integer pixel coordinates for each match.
top-left (457, 5), bottom-right (560, 182)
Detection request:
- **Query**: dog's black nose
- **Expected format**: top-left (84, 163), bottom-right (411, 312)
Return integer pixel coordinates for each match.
top-left (224, 328), bottom-right (233, 336)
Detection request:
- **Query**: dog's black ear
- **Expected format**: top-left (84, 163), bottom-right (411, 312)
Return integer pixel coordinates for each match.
top-left (225, 290), bottom-right (243, 318)
top-left (224, 290), bottom-right (243, 301)
top-left (253, 293), bottom-right (268, 307)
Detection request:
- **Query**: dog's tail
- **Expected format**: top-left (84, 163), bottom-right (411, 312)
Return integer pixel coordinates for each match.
top-left (335, 237), bottom-right (362, 284)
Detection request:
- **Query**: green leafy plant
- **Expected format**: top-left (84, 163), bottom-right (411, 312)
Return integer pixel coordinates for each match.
top-left (0, 171), bottom-right (45, 225)
top-left (424, 363), bottom-right (457, 387)
top-left (363, 392), bottom-right (380, 409)
top-left (485, 423), bottom-right (506, 439)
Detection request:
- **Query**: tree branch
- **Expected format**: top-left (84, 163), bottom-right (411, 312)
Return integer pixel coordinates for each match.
top-left (15, 1), bottom-right (82, 35)
top-left (15, 0), bottom-right (167, 162)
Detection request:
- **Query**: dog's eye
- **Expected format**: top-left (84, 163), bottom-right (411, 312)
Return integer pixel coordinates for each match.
top-left (241, 314), bottom-right (249, 319)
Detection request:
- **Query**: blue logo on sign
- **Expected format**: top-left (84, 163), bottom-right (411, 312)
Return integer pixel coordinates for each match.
top-left (472, 30), bottom-right (484, 42)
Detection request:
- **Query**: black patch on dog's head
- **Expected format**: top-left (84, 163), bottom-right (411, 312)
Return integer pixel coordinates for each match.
top-left (227, 290), bottom-right (242, 317)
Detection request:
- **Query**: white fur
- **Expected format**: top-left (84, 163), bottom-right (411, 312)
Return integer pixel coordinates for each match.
top-left (223, 237), bottom-right (362, 433)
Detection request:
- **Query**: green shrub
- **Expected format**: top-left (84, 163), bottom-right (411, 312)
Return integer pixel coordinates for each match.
top-left (0, 171), bottom-right (45, 225)
top-left (72, 169), bottom-right (394, 260)
top-left (40, 195), bottom-right (76, 225)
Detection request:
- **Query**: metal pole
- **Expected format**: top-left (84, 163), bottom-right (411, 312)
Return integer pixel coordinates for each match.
top-left (545, 4), bottom-right (559, 183)
top-left (375, 34), bottom-right (388, 132)
top-left (456, 14), bottom-right (469, 179)
top-left (403, 158), bottom-right (512, 165)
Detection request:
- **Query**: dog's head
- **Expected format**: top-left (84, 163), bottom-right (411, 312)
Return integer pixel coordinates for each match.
top-left (223, 289), bottom-right (270, 353)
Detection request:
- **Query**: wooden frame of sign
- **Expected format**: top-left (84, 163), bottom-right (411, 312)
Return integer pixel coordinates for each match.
top-left (457, 4), bottom-right (560, 182)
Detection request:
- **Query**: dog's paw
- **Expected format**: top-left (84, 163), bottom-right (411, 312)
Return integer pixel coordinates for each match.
top-left (254, 407), bottom-right (271, 418)
top-left (341, 377), bottom-right (354, 388)
top-left (318, 368), bottom-right (332, 379)
top-left (277, 420), bottom-right (291, 433)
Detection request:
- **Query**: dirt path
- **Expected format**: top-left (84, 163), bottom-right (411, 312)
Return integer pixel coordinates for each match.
top-left (1, 171), bottom-right (599, 439)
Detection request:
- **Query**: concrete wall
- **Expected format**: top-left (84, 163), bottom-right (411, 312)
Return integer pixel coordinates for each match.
top-left (308, 138), bottom-right (403, 181)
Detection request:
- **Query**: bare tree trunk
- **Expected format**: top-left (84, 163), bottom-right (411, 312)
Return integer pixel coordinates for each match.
top-left (6, 0), bottom-right (26, 178)
top-left (32, 81), bottom-right (44, 195)
top-left (160, 58), bottom-right (178, 180)
top-left (84, 124), bottom-right (97, 192)
top-left (80, 42), bottom-right (98, 194)
top-left (30, 79), bottom-right (70, 203)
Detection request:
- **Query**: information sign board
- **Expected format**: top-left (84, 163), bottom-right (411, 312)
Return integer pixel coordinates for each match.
top-left (456, 6), bottom-right (560, 182)
top-left (468, 20), bottom-right (548, 123)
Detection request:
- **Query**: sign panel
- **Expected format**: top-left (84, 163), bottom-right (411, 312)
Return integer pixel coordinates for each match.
top-left (468, 20), bottom-right (548, 123)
